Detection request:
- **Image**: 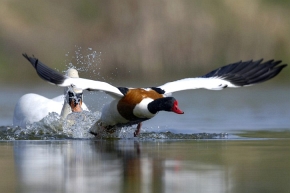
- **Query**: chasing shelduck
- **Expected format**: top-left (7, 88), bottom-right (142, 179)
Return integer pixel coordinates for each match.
top-left (22, 54), bottom-right (287, 136)
top-left (13, 64), bottom-right (89, 128)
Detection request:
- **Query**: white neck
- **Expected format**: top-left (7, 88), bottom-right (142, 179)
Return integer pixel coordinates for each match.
top-left (60, 88), bottom-right (71, 119)
top-left (60, 100), bottom-right (71, 119)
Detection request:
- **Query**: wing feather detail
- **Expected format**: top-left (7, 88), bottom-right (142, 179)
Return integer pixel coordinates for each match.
top-left (158, 59), bottom-right (287, 94)
top-left (23, 54), bottom-right (124, 97)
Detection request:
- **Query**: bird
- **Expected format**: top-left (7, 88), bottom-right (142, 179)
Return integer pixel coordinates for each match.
top-left (13, 65), bottom-right (89, 128)
top-left (22, 54), bottom-right (287, 136)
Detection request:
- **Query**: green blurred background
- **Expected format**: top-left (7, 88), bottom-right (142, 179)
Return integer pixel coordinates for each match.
top-left (1, 0), bottom-right (289, 86)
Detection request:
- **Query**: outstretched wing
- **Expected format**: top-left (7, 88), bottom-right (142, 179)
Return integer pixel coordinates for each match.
top-left (23, 54), bottom-right (124, 98)
top-left (158, 59), bottom-right (287, 95)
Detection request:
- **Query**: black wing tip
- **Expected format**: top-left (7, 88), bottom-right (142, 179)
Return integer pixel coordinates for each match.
top-left (22, 53), bottom-right (39, 68)
top-left (22, 53), bottom-right (66, 85)
top-left (202, 58), bottom-right (287, 86)
top-left (22, 53), bottom-right (36, 60)
top-left (22, 53), bottom-right (29, 59)
top-left (236, 59), bottom-right (287, 85)
top-left (244, 59), bottom-right (287, 85)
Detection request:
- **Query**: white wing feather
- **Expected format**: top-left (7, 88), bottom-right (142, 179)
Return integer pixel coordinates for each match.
top-left (22, 54), bottom-right (124, 98)
top-left (158, 59), bottom-right (287, 95)
top-left (158, 77), bottom-right (237, 95)
top-left (60, 77), bottom-right (124, 97)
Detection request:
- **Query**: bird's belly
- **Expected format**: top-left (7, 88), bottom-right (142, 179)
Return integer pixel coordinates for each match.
top-left (100, 101), bottom-right (129, 126)
top-left (100, 98), bottom-right (158, 129)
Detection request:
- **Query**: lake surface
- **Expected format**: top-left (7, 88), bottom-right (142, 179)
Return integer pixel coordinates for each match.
top-left (1, 139), bottom-right (290, 193)
top-left (0, 83), bottom-right (289, 192)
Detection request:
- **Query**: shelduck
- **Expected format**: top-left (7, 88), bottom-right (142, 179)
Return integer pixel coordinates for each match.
top-left (13, 63), bottom-right (89, 128)
top-left (22, 54), bottom-right (287, 136)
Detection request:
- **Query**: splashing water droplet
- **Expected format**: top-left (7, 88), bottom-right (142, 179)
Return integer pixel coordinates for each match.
top-left (0, 111), bottom-right (102, 140)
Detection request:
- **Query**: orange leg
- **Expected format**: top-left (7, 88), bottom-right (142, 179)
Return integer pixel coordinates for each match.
top-left (134, 122), bottom-right (142, 137)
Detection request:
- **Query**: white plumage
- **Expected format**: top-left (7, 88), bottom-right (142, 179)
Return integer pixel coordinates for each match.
top-left (13, 69), bottom-right (89, 128)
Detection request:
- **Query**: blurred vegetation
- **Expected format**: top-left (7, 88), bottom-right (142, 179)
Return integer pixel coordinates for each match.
top-left (0, 0), bottom-right (289, 86)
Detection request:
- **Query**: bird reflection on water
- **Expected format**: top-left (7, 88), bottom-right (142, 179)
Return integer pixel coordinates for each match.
top-left (8, 136), bottom-right (290, 193)
top-left (12, 140), bottom-right (227, 193)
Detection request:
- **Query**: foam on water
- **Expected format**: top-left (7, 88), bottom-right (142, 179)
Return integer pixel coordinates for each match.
top-left (138, 131), bottom-right (228, 140)
top-left (0, 111), bottom-right (101, 140)
top-left (0, 109), bottom-right (229, 140)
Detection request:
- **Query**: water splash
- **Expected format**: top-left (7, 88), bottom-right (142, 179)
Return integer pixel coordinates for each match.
top-left (0, 109), bottom-right (145, 140)
top-left (0, 112), bottom-right (228, 140)
top-left (64, 46), bottom-right (103, 78)
top-left (138, 131), bottom-right (228, 140)
top-left (90, 126), bottom-right (138, 139)
top-left (63, 111), bottom-right (100, 138)
top-left (0, 111), bottom-right (101, 140)
top-left (63, 46), bottom-right (110, 112)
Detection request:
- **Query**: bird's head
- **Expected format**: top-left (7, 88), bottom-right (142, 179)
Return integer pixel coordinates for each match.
top-left (148, 97), bottom-right (184, 114)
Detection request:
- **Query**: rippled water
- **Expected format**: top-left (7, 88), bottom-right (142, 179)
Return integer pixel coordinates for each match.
top-left (2, 138), bottom-right (290, 193)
